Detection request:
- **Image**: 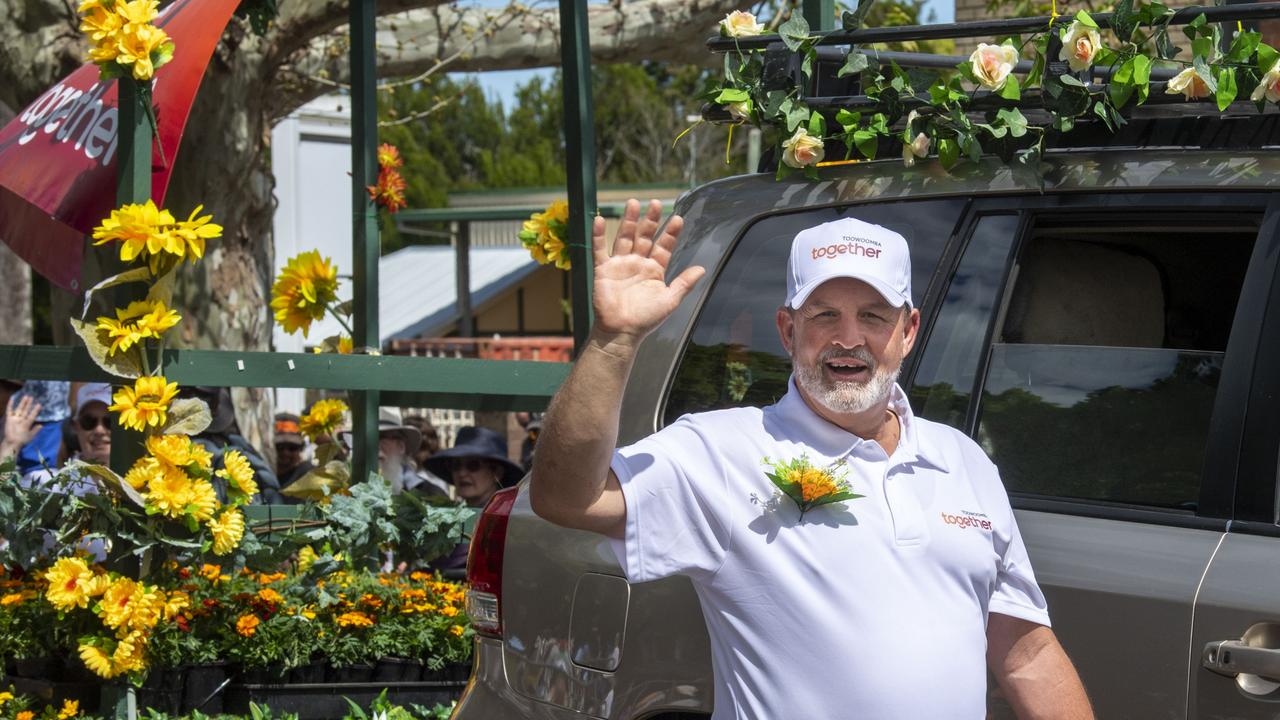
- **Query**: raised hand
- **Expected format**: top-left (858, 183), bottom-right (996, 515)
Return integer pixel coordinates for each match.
top-left (591, 199), bottom-right (705, 342)
top-left (1, 394), bottom-right (42, 460)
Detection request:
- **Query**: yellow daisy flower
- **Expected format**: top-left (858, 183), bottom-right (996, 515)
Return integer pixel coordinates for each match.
top-left (110, 630), bottom-right (148, 674)
top-left (334, 611), bottom-right (375, 628)
top-left (44, 557), bottom-right (100, 611)
top-left (450, 625), bottom-right (465, 637)
top-left (112, 20), bottom-right (169, 82)
top-left (91, 200), bottom-right (176, 264)
top-left (78, 643), bottom-right (116, 678)
top-left (209, 508), bottom-right (245, 556)
top-left (57, 699), bottom-right (80, 719)
top-left (169, 205), bottom-right (221, 262)
top-left (146, 434), bottom-right (196, 469)
top-left (0, 691), bottom-right (14, 705)
top-left (299, 398), bottom-right (347, 440)
top-left (143, 467), bottom-right (193, 519)
top-left (114, 0), bottom-right (160, 25)
top-left (270, 250), bottom-right (340, 337)
top-left (187, 479), bottom-right (218, 522)
top-left (95, 300), bottom-right (180, 356)
top-left (217, 449), bottom-right (259, 499)
top-left (123, 456), bottom-right (160, 491)
top-left (78, 1), bottom-right (123, 43)
top-left (110, 375), bottom-right (179, 431)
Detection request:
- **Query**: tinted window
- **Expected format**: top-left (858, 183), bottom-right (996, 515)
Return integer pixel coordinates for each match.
top-left (977, 214), bottom-right (1257, 510)
top-left (663, 199), bottom-right (964, 425)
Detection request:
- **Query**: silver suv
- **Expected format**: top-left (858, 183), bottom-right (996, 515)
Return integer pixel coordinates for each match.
top-left (455, 120), bottom-right (1280, 718)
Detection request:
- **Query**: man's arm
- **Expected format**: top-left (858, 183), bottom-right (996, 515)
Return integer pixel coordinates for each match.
top-left (987, 613), bottom-right (1094, 720)
top-left (529, 199), bottom-right (704, 539)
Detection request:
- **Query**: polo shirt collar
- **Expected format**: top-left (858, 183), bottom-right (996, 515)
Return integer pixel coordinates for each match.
top-left (772, 376), bottom-right (947, 470)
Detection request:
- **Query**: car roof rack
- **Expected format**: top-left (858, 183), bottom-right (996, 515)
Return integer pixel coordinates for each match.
top-left (701, 2), bottom-right (1280, 166)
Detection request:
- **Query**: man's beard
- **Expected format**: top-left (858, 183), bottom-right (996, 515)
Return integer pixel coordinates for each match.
top-left (380, 455), bottom-right (405, 493)
top-left (793, 346), bottom-right (901, 414)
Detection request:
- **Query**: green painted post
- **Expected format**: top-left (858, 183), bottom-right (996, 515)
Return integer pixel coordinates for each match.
top-left (803, 0), bottom-right (836, 30)
top-left (350, 0), bottom-right (381, 485)
top-left (558, 0), bottom-right (598, 356)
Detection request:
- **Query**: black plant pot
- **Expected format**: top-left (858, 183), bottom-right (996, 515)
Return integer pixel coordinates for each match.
top-left (138, 667), bottom-right (184, 715)
top-left (180, 662), bottom-right (229, 714)
top-left (286, 660), bottom-right (328, 684)
top-left (327, 664), bottom-right (374, 683)
top-left (373, 658), bottom-right (421, 683)
top-left (238, 667), bottom-right (286, 686)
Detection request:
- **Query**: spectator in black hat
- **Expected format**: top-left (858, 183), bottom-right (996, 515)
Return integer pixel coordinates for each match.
top-left (424, 426), bottom-right (523, 509)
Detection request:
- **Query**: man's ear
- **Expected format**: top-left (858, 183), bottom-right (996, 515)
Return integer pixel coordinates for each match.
top-left (776, 307), bottom-right (795, 355)
top-left (902, 307), bottom-right (922, 355)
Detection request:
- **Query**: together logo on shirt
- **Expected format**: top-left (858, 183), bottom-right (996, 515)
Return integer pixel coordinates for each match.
top-left (940, 510), bottom-right (994, 531)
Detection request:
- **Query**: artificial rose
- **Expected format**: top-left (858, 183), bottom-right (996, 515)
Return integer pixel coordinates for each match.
top-left (902, 132), bottom-right (930, 167)
top-left (782, 127), bottom-right (825, 168)
top-left (720, 10), bottom-right (764, 38)
top-left (1059, 21), bottom-right (1101, 72)
top-left (1166, 67), bottom-right (1211, 100)
top-left (727, 101), bottom-right (751, 122)
top-left (1251, 61), bottom-right (1280, 102)
top-left (969, 43), bottom-right (1019, 90)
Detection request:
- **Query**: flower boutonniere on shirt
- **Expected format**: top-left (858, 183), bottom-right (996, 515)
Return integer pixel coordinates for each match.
top-left (762, 455), bottom-right (863, 521)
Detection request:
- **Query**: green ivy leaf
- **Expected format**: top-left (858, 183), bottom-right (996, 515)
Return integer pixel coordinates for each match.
top-left (1059, 74), bottom-right (1088, 88)
top-left (1216, 67), bottom-right (1238, 110)
top-left (1093, 100), bottom-right (1116, 132)
top-left (1132, 54), bottom-right (1152, 104)
top-left (1155, 27), bottom-right (1179, 59)
top-left (802, 47), bottom-right (816, 80)
top-left (1074, 9), bottom-right (1098, 28)
top-left (1194, 56), bottom-right (1219, 94)
top-left (1192, 36), bottom-right (1215, 62)
top-left (808, 111), bottom-right (826, 137)
top-left (779, 13), bottom-right (810, 52)
top-left (1052, 113), bottom-right (1075, 132)
top-left (838, 51), bottom-right (869, 78)
top-left (1228, 30), bottom-right (1262, 64)
top-left (1258, 43), bottom-right (1279, 75)
top-left (1111, 0), bottom-right (1138, 42)
top-left (1184, 12), bottom-right (1208, 41)
top-left (938, 137), bottom-right (959, 169)
top-left (841, 0), bottom-right (875, 31)
top-left (978, 123), bottom-right (1007, 139)
top-left (714, 88), bottom-right (750, 103)
top-left (853, 129), bottom-right (879, 160)
top-left (765, 90), bottom-right (788, 118)
top-left (786, 101), bottom-right (811, 132)
top-left (998, 74), bottom-right (1021, 101)
top-left (996, 107), bottom-right (1028, 137)
top-left (835, 109), bottom-right (861, 133)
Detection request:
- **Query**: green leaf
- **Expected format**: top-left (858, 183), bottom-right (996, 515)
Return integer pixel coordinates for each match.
top-left (765, 91), bottom-right (787, 118)
top-left (962, 134), bottom-right (983, 163)
top-left (868, 112), bottom-right (890, 134)
top-left (71, 461), bottom-right (145, 508)
top-left (69, 318), bottom-right (143, 378)
top-left (1258, 43), bottom-right (1279, 75)
top-left (996, 107), bottom-right (1028, 137)
top-left (998, 74), bottom-right (1021, 100)
top-left (978, 123), bottom-right (1007, 139)
top-left (807, 111), bottom-right (826, 136)
top-left (1132, 54), bottom-right (1152, 103)
top-left (147, 266), bottom-right (178, 307)
top-left (1194, 56), bottom-right (1218, 94)
top-left (838, 51), bottom-right (869, 79)
top-left (1059, 74), bottom-right (1087, 87)
top-left (1217, 66), bottom-right (1238, 110)
top-left (779, 13), bottom-right (810, 52)
top-left (1192, 36), bottom-right (1215, 62)
top-left (1074, 9), bottom-right (1098, 28)
top-left (852, 129), bottom-right (879, 160)
top-left (1155, 28), bottom-right (1178, 59)
top-left (835, 109), bottom-right (861, 132)
top-left (80, 266), bottom-right (153, 319)
top-left (714, 88), bottom-right (750, 103)
top-left (163, 397), bottom-right (212, 436)
top-left (786, 101), bottom-right (810, 132)
top-left (1184, 12), bottom-right (1207, 41)
top-left (1111, 0), bottom-right (1137, 41)
top-left (938, 137), bottom-right (959, 169)
top-left (802, 47), bottom-right (816, 80)
top-left (1052, 113), bottom-right (1075, 132)
top-left (1093, 100), bottom-right (1115, 132)
top-left (1228, 30), bottom-right (1261, 63)
top-left (841, 0), bottom-right (875, 31)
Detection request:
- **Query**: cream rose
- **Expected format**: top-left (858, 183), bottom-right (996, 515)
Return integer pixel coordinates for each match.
top-left (1166, 67), bottom-right (1211, 100)
top-left (902, 132), bottom-right (930, 167)
top-left (969, 43), bottom-right (1019, 90)
top-left (727, 100), bottom-right (751, 122)
top-left (782, 127), bottom-right (825, 168)
top-left (1251, 61), bottom-right (1280, 103)
top-left (1059, 21), bottom-right (1101, 72)
top-left (720, 10), bottom-right (764, 38)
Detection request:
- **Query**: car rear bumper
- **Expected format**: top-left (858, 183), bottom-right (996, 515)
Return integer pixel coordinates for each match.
top-left (453, 636), bottom-right (597, 720)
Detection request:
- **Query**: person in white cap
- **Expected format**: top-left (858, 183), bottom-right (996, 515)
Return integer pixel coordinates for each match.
top-left (20, 382), bottom-right (111, 496)
top-left (530, 199), bottom-right (1093, 719)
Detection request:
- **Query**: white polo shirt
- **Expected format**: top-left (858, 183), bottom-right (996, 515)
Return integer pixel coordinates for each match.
top-left (610, 380), bottom-right (1049, 720)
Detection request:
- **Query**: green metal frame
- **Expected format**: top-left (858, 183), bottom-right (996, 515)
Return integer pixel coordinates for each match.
top-left (804, 0), bottom-right (836, 30)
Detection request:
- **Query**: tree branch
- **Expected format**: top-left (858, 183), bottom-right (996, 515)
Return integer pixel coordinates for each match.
top-left (268, 0), bottom-right (741, 119)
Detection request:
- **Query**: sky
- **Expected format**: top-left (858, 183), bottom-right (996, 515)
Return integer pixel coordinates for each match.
top-left (460, 0), bottom-right (956, 111)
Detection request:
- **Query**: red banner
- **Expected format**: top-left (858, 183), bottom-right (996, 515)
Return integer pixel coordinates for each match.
top-left (0, 0), bottom-right (240, 290)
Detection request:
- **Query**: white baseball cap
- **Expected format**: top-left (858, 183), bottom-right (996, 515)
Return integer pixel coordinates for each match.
top-left (785, 217), bottom-right (913, 309)
top-left (75, 382), bottom-right (113, 415)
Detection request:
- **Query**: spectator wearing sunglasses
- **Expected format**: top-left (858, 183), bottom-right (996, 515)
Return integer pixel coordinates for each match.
top-left (19, 382), bottom-right (111, 496)
top-left (424, 426), bottom-right (523, 509)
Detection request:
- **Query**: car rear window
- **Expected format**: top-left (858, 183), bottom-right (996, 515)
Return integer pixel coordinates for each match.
top-left (662, 199), bottom-right (964, 425)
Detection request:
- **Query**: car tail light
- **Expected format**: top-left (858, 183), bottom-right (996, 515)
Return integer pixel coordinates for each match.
top-left (466, 486), bottom-right (519, 637)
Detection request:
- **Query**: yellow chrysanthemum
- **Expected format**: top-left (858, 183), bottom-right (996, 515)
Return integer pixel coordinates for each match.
top-left (450, 625), bottom-right (465, 637)
top-left (45, 557), bottom-right (100, 611)
top-left (110, 375), bottom-right (178, 431)
top-left (334, 611), bottom-right (375, 628)
top-left (0, 691), bottom-right (13, 705)
top-left (257, 588), bottom-right (284, 605)
top-left (124, 456), bottom-right (160, 491)
top-left (100, 577), bottom-right (138, 630)
top-left (235, 613), bottom-right (259, 637)
top-left (146, 434), bottom-right (197, 469)
top-left (115, 0), bottom-right (160, 25)
top-left (57, 699), bottom-right (80, 720)
top-left (113, 22), bottom-right (169, 81)
top-left (519, 200), bottom-right (571, 270)
top-left (297, 545), bottom-right (319, 572)
top-left (198, 564), bottom-right (222, 581)
top-left (78, 643), bottom-right (117, 678)
top-left (217, 450), bottom-right (259, 499)
top-left (187, 479), bottom-right (218, 522)
top-left (299, 398), bottom-right (347, 440)
top-left (209, 508), bottom-right (245, 556)
top-left (797, 467), bottom-right (840, 502)
top-left (162, 590), bottom-right (189, 620)
top-left (78, 1), bottom-right (123, 43)
top-left (110, 630), bottom-right (148, 674)
top-left (189, 441), bottom-right (213, 472)
top-left (270, 251), bottom-right (340, 337)
top-left (143, 466), bottom-right (193, 518)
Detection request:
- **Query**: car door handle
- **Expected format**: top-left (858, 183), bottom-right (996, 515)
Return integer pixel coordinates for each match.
top-left (1203, 640), bottom-right (1280, 681)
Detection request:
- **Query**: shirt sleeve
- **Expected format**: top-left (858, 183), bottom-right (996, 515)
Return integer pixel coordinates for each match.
top-left (608, 417), bottom-right (734, 584)
top-left (987, 467), bottom-right (1051, 627)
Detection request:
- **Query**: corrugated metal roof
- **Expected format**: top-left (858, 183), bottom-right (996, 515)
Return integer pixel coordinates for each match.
top-left (307, 245), bottom-right (539, 344)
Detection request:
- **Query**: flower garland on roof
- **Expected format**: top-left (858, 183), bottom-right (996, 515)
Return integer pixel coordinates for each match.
top-left (709, 4), bottom-right (1280, 177)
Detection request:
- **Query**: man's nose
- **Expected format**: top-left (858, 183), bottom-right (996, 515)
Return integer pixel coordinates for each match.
top-left (829, 316), bottom-right (868, 349)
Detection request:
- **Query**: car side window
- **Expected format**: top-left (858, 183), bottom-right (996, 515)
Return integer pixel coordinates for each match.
top-left (974, 213), bottom-right (1258, 510)
top-left (662, 199), bottom-right (964, 425)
